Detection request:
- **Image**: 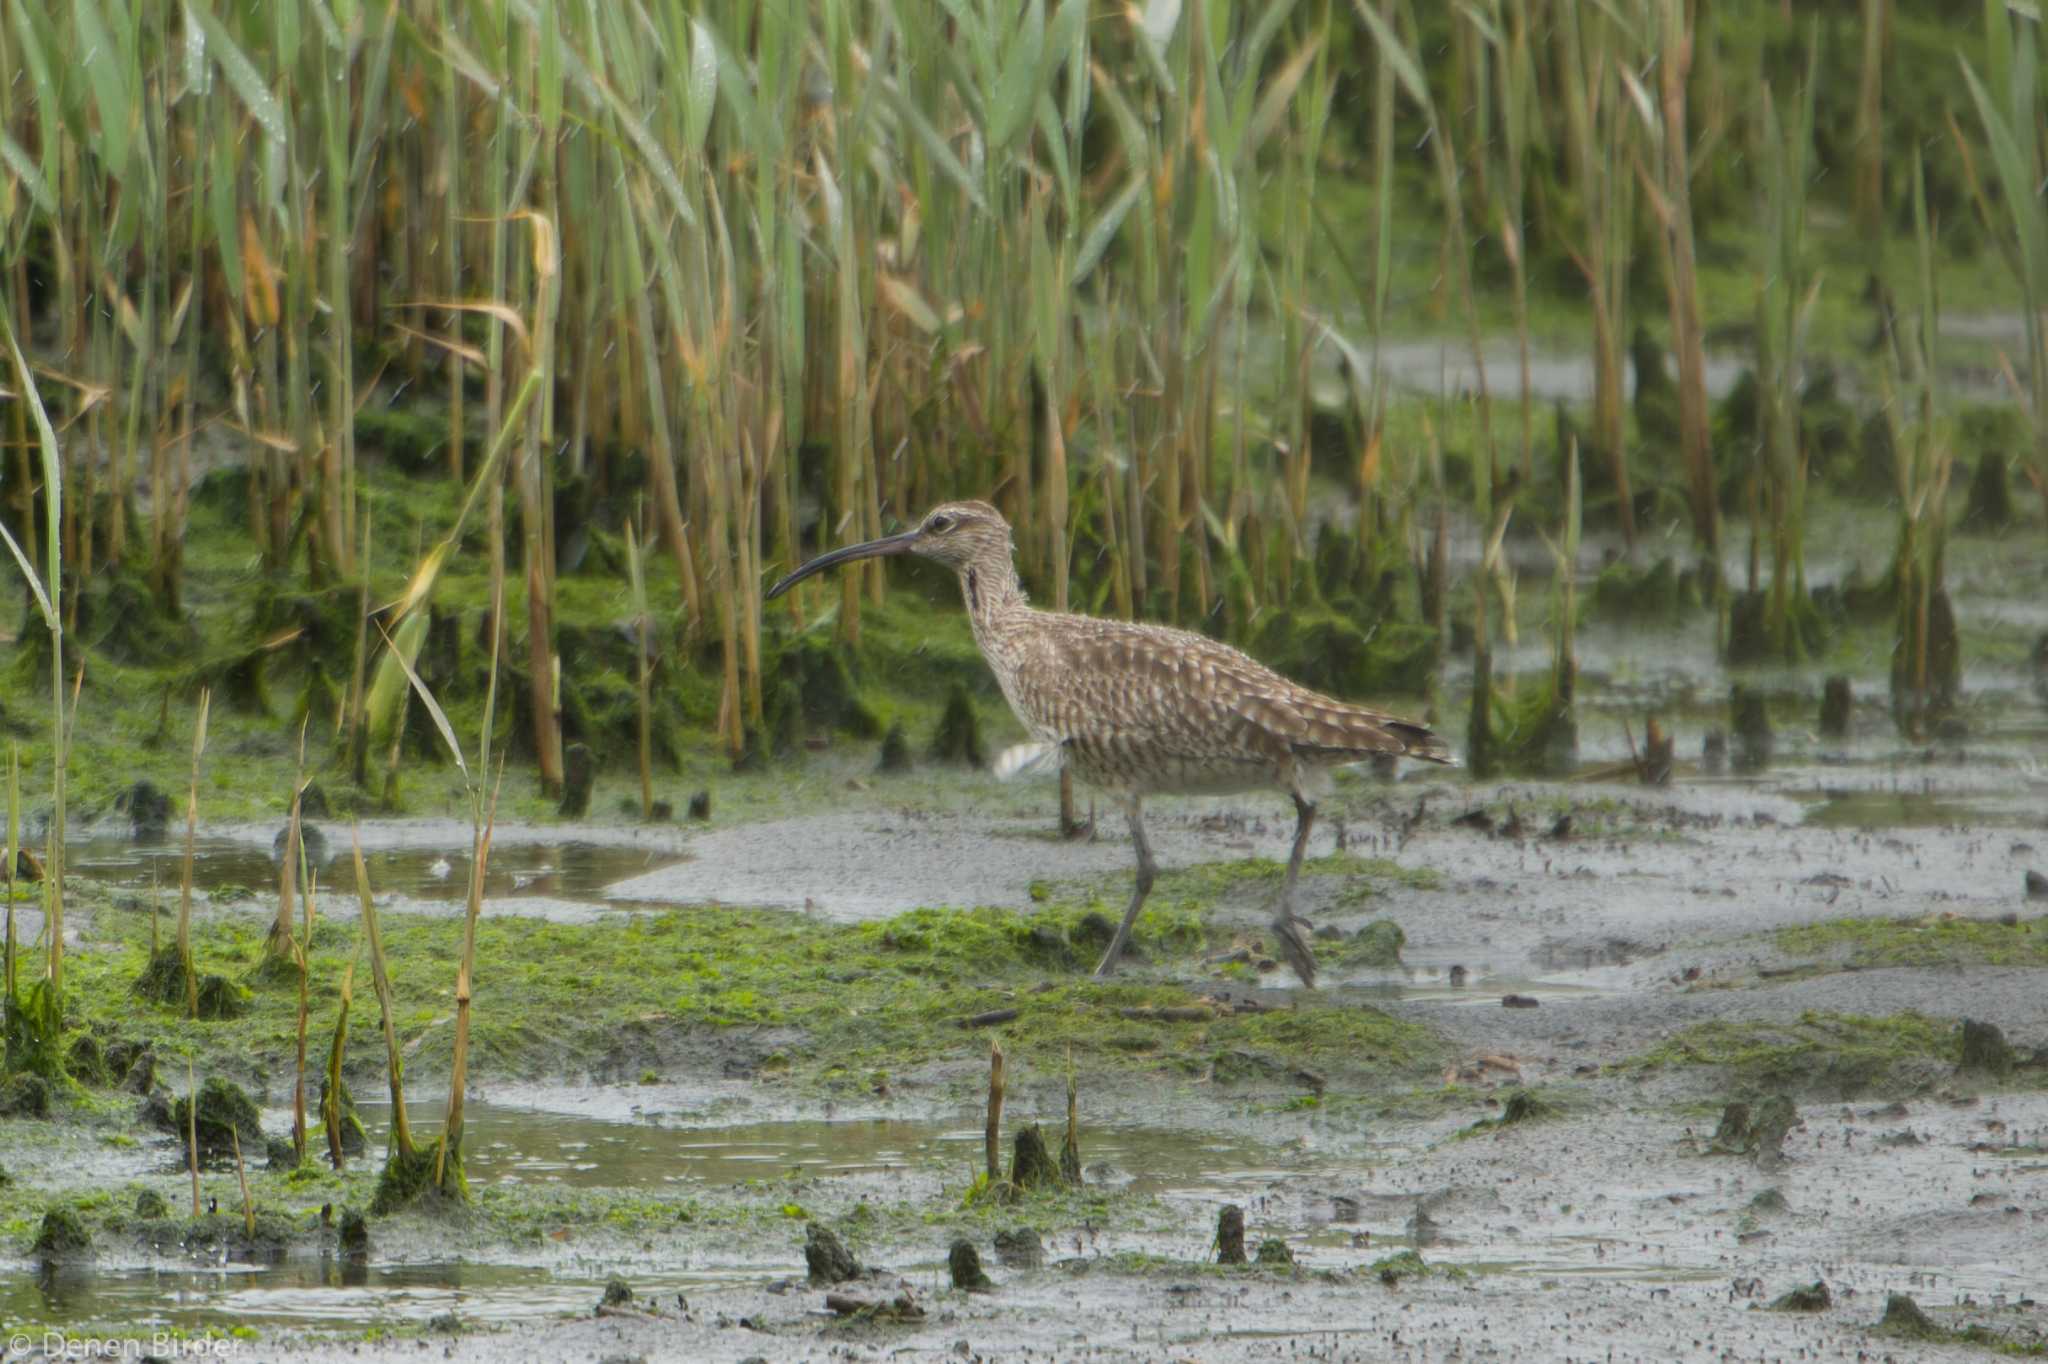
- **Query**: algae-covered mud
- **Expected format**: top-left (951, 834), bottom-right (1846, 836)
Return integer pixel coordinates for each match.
top-left (8, 0), bottom-right (2048, 1357)
top-left (5, 735), bottom-right (2047, 1360)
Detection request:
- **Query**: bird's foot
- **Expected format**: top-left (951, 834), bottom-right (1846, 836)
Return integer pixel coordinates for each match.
top-left (1270, 913), bottom-right (1319, 990)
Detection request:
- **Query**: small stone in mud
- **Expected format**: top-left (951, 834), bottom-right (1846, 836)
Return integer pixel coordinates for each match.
top-left (1959, 1019), bottom-right (2015, 1079)
top-left (2025, 869), bottom-right (2048, 900)
top-left (559, 742), bottom-right (597, 817)
top-left (1501, 993), bottom-right (1540, 1009)
top-left (339, 1208), bottom-right (369, 1262)
top-left (1216, 1204), bottom-right (1248, 1265)
top-left (687, 790), bottom-right (711, 820)
top-left (1819, 676), bottom-right (1852, 738)
top-left (804, 1221), bottom-right (861, 1285)
top-left (600, 1276), bottom-right (633, 1309)
top-left (1768, 1280), bottom-right (1831, 1312)
top-left (1254, 1238), bottom-right (1296, 1267)
top-left (993, 1227), bottom-right (1043, 1268)
top-left (948, 1239), bottom-right (994, 1291)
top-left (33, 1207), bottom-right (92, 1263)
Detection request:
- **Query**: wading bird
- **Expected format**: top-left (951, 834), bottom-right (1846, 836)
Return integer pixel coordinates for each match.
top-left (765, 501), bottom-right (1453, 987)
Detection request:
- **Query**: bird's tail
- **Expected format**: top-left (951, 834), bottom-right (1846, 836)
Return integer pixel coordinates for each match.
top-left (1289, 699), bottom-right (1458, 768)
top-left (1382, 719), bottom-right (1457, 766)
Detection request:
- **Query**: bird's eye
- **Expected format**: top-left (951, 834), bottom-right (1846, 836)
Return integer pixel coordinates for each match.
top-left (927, 514), bottom-right (955, 534)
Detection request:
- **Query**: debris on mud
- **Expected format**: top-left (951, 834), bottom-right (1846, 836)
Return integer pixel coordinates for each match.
top-left (1255, 1238), bottom-right (1296, 1267)
top-left (1464, 1088), bottom-right (1558, 1135)
top-left (1709, 1094), bottom-right (1798, 1166)
top-left (993, 1227), bottom-right (1044, 1269)
top-left (1767, 1280), bottom-right (1831, 1312)
top-left (825, 1291), bottom-right (923, 1322)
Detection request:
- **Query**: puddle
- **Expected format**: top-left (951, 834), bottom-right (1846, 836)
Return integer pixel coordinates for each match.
top-left (11, 1103), bottom-right (1350, 1333)
top-left (68, 837), bottom-right (679, 904)
top-left (364, 1101), bottom-right (1315, 1202)
top-left (4, 1260), bottom-right (726, 1333)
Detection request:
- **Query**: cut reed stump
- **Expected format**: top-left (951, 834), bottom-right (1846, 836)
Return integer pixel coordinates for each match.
top-left (1959, 1019), bottom-right (2015, 1079)
top-left (948, 1239), bottom-right (994, 1291)
top-left (1008, 1124), bottom-right (1062, 1193)
top-left (1216, 1204), bottom-right (1247, 1265)
top-left (804, 1221), bottom-right (861, 1285)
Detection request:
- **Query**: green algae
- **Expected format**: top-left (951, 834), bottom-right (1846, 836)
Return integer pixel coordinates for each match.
top-left (1627, 1010), bottom-right (1974, 1097)
top-left (49, 875), bottom-right (1446, 1104)
top-left (1776, 915), bottom-right (2048, 970)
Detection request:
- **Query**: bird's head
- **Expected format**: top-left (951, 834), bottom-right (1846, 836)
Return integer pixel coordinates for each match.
top-left (765, 500), bottom-right (1012, 599)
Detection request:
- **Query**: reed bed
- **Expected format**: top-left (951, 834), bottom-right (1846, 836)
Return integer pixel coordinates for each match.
top-left (0, 11), bottom-right (2036, 1092)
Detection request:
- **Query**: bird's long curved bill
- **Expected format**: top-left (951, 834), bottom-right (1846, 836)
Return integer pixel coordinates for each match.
top-left (764, 529), bottom-right (920, 600)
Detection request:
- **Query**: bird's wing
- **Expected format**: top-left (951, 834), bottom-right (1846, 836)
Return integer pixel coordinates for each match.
top-left (1032, 616), bottom-right (1452, 765)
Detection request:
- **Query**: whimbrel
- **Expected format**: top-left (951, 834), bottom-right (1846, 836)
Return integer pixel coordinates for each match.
top-left (766, 501), bottom-right (1453, 987)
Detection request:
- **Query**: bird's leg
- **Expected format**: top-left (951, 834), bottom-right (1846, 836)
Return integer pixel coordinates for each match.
top-left (1093, 798), bottom-right (1155, 979)
top-left (1271, 792), bottom-right (1319, 989)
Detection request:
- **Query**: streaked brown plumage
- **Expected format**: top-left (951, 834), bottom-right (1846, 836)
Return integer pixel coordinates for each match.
top-left (766, 500), bottom-right (1453, 986)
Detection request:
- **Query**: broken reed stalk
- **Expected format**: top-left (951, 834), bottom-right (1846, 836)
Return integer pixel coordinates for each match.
top-left (2, 319), bottom-right (66, 1008)
top-left (5, 745), bottom-right (17, 1006)
top-left (985, 1040), bottom-right (1005, 1184)
top-left (353, 826), bottom-right (413, 1159)
top-left (179, 689), bottom-right (211, 1018)
top-left (625, 517), bottom-right (653, 820)
top-left (268, 724), bottom-right (309, 964)
top-left (230, 1126), bottom-right (253, 1237)
top-left (186, 1054), bottom-right (201, 1217)
top-left (1061, 1052), bottom-right (1082, 1185)
top-left (292, 860), bottom-right (314, 1168)
top-left (324, 959), bottom-right (355, 1171)
top-left (346, 503), bottom-right (373, 787)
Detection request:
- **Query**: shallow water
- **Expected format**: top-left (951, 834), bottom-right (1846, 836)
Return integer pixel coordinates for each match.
top-left (5, 1103), bottom-right (1341, 1332)
top-left (67, 836), bottom-right (678, 904)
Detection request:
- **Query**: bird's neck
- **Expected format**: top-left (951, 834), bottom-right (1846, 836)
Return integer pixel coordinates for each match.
top-left (958, 553), bottom-right (1028, 638)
